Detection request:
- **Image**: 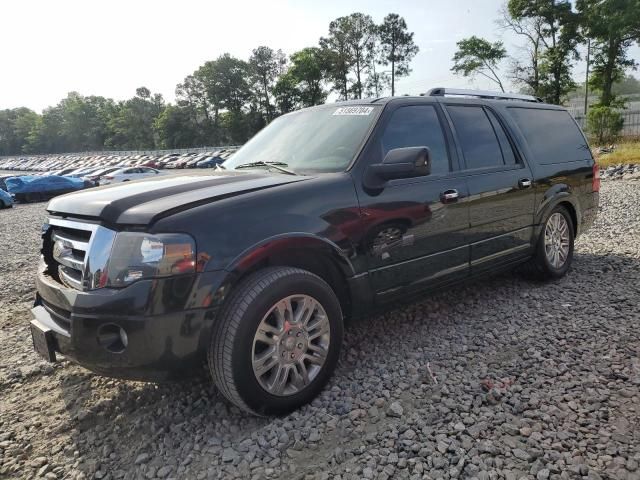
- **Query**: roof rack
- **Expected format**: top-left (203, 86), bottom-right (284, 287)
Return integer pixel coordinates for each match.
top-left (423, 87), bottom-right (542, 103)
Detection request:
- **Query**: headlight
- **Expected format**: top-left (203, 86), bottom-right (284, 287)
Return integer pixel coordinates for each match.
top-left (101, 232), bottom-right (196, 288)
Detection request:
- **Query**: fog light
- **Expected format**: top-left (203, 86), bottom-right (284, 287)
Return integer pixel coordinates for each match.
top-left (97, 324), bottom-right (128, 353)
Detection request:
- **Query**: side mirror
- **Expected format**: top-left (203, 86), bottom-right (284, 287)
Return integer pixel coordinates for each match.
top-left (364, 147), bottom-right (431, 190)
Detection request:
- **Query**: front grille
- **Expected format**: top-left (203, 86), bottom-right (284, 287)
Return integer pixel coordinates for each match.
top-left (43, 218), bottom-right (116, 291)
top-left (50, 226), bottom-right (91, 289)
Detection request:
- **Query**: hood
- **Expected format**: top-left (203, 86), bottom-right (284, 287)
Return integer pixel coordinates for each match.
top-left (47, 171), bottom-right (309, 226)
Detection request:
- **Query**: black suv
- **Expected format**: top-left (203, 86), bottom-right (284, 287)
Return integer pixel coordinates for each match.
top-left (30, 88), bottom-right (599, 415)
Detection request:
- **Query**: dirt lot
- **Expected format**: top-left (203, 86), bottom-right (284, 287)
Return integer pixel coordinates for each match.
top-left (0, 180), bottom-right (639, 480)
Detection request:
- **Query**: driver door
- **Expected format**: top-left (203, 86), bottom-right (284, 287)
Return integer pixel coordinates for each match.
top-left (354, 103), bottom-right (470, 301)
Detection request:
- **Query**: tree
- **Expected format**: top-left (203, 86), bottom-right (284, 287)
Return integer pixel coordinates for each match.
top-left (378, 14), bottom-right (419, 96)
top-left (577, 0), bottom-right (640, 106)
top-left (364, 33), bottom-right (391, 97)
top-left (249, 46), bottom-right (280, 120)
top-left (320, 17), bottom-right (354, 100)
top-left (587, 105), bottom-right (624, 143)
top-left (280, 48), bottom-right (328, 108)
top-left (508, 0), bottom-right (581, 104)
top-left (498, 5), bottom-right (544, 95)
top-left (107, 88), bottom-right (165, 149)
top-left (272, 73), bottom-right (300, 114)
top-left (0, 108), bottom-right (39, 155)
top-left (612, 74), bottom-right (640, 95)
top-left (451, 36), bottom-right (507, 92)
top-left (154, 105), bottom-right (201, 149)
top-left (341, 13), bottom-right (377, 99)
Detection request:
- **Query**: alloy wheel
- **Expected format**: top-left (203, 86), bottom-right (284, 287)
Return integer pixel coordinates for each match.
top-left (252, 295), bottom-right (330, 396)
top-left (544, 212), bottom-right (570, 269)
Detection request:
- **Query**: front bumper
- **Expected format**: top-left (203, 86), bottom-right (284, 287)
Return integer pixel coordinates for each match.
top-left (31, 262), bottom-right (228, 381)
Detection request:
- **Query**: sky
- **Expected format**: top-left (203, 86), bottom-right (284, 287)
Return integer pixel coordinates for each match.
top-left (1, 0), bottom-right (638, 112)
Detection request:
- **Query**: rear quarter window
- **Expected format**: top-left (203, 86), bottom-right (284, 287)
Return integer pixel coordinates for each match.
top-left (508, 108), bottom-right (591, 165)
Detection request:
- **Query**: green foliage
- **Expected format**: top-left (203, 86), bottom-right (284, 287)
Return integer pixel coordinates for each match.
top-left (153, 105), bottom-right (201, 149)
top-left (612, 74), bottom-right (640, 96)
top-left (320, 17), bottom-right (355, 100)
top-left (577, 0), bottom-right (640, 106)
top-left (249, 46), bottom-right (284, 120)
top-left (0, 108), bottom-right (39, 155)
top-left (1, 12), bottom-right (420, 156)
top-left (289, 48), bottom-right (329, 107)
top-left (587, 105), bottom-right (624, 144)
top-left (507, 0), bottom-right (580, 104)
top-left (323, 13), bottom-right (377, 99)
top-left (451, 36), bottom-right (507, 92)
top-left (106, 89), bottom-right (165, 150)
top-left (379, 14), bottom-right (419, 96)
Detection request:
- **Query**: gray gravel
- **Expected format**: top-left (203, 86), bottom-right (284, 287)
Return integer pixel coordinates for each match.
top-left (1, 179), bottom-right (639, 480)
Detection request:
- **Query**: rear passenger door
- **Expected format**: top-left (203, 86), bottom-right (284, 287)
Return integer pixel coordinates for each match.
top-left (443, 103), bottom-right (536, 272)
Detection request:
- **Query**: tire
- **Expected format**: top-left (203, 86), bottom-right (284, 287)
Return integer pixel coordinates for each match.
top-left (208, 267), bottom-right (344, 415)
top-left (521, 205), bottom-right (574, 280)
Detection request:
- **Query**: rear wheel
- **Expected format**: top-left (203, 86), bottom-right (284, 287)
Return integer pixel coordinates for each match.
top-left (521, 205), bottom-right (574, 279)
top-left (208, 267), bottom-right (343, 415)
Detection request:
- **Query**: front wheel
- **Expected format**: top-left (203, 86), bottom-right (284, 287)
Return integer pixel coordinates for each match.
top-left (208, 267), bottom-right (343, 415)
top-left (521, 205), bottom-right (574, 279)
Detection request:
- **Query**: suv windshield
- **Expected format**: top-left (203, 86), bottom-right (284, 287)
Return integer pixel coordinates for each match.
top-left (224, 105), bottom-right (380, 174)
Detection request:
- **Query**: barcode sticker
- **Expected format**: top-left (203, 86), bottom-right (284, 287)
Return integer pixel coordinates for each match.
top-left (333, 106), bottom-right (374, 116)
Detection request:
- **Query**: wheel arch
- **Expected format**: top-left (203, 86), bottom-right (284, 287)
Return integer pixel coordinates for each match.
top-left (225, 234), bottom-right (355, 319)
top-left (536, 187), bottom-right (580, 236)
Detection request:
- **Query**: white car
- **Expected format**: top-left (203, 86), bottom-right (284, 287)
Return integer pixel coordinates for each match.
top-left (99, 167), bottom-right (163, 185)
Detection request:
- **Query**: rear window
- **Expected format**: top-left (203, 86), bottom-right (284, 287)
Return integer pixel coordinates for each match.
top-left (447, 106), bottom-right (507, 169)
top-left (508, 108), bottom-right (591, 164)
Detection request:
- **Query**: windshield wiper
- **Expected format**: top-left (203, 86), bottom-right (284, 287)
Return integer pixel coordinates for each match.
top-left (234, 161), bottom-right (297, 175)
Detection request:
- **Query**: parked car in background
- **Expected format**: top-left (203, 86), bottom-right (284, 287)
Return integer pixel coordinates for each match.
top-left (6, 175), bottom-right (89, 203)
top-left (99, 167), bottom-right (163, 185)
top-left (0, 188), bottom-right (13, 208)
top-left (196, 156), bottom-right (224, 168)
top-left (83, 167), bottom-right (121, 184)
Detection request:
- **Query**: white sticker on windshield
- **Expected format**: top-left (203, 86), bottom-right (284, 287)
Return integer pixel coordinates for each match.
top-left (333, 106), bottom-right (374, 116)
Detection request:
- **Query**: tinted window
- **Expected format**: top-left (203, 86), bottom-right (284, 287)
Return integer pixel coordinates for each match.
top-left (486, 109), bottom-right (517, 165)
top-left (508, 108), bottom-right (590, 164)
top-left (381, 106), bottom-right (449, 175)
top-left (447, 106), bottom-right (504, 169)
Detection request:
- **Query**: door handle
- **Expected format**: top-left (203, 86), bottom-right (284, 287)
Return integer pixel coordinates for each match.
top-left (441, 189), bottom-right (459, 203)
top-left (519, 178), bottom-right (532, 189)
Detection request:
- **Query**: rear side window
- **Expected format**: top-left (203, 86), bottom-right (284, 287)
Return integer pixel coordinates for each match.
top-left (447, 106), bottom-right (505, 169)
top-left (508, 108), bottom-right (591, 164)
top-left (485, 109), bottom-right (517, 165)
top-left (381, 105), bottom-right (450, 175)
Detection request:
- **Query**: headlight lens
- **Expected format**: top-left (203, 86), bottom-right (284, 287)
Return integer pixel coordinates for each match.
top-left (102, 232), bottom-right (196, 287)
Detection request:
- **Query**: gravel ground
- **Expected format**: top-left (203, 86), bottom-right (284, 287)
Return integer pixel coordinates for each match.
top-left (0, 180), bottom-right (639, 480)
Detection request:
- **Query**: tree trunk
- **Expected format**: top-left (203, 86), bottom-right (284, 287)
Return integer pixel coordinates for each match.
top-left (601, 38), bottom-right (617, 107)
top-left (391, 60), bottom-right (395, 96)
top-left (532, 41), bottom-right (539, 95)
top-left (356, 58), bottom-right (362, 99)
top-left (262, 75), bottom-right (271, 120)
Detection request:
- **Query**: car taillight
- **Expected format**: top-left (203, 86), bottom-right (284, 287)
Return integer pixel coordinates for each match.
top-left (592, 163), bottom-right (600, 192)
top-left (104, 176), bottom-right (114, 180)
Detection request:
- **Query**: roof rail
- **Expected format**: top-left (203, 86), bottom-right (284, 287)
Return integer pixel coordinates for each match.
top-left (424, 87), bottom-right (542, 103)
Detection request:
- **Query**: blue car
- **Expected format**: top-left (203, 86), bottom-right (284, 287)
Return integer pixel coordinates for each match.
top-left (5, 175), bottom-right (87, 203)
top-left (196, 156), bottom-right (224, 168)
top-left (0, 188), bottom-right (13, 208)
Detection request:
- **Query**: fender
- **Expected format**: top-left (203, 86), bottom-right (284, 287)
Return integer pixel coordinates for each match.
top-left (225, 232), bottom-right (357, 279)
top-left (534, 184), bottom-right (581, 234)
